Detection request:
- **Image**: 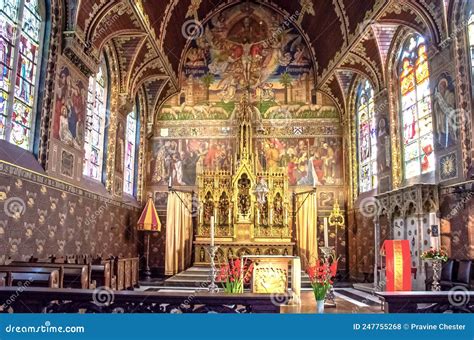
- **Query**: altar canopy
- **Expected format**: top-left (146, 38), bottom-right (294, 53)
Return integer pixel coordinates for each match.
top-left (165, 192), bottom-right (193, 275)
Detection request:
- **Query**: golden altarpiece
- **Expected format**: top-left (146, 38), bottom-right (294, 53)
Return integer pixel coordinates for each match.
top-left (194, 97), bottom-right (294, 264)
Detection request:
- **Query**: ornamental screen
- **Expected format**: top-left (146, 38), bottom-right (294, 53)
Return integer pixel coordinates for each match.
top-left (0, 0), bottom-right (43, 150)
top-left (356, 79), bottom-right (377, 193)
top-left (398, 34), bottom-right (434, 179)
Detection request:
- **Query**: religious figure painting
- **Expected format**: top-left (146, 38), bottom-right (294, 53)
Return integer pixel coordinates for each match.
top-left (255, 137), bottom-right (343, 186)
top-left (150, 138), bottom-right (234, 186)
top-left (433, 73), bottom-right (458, 149)
top-left (157, 3), bottom-right (316, 121)
top-left (52, 59), bottom-right (87, 150)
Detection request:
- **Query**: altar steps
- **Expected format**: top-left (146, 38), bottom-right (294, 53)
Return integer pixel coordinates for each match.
top-left (159, 266), bottom-right (309, 289)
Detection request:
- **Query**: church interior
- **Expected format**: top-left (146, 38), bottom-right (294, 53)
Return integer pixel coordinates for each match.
top-left (1, 0), bottom-right (474, 314)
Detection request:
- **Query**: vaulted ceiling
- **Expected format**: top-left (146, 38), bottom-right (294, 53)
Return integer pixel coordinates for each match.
top-left (70, 0), bottom-right (448, 121)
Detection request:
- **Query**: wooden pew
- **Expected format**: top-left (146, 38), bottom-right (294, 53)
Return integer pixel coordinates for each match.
top-left (10, 262), bottom-right (90, 289)
top-left (113, 257), bottom-right (139, 290)
top-left (0, 267), bottom-right (60, 288)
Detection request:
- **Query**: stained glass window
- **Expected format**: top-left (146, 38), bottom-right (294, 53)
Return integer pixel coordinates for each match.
top-left (356, 79), bottom-right (377, 193)
top-left (0, 0), bottom-right (44, 149)
top-left (468, 13), bottom-right (474, 95)
top-left (398, 34), bottom-right (434, 179)
top-left (83, 59), bottom-right (108, 181)
top-left (123, 107), bottom-right (138, 196)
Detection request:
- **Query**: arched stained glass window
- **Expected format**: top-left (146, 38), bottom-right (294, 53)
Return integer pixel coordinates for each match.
top-left (398, 34), bottom-right (434, 179)
top-left (123, 106), bottom-right (138, 196)
top-left (83, 59), bottom-right (108, 181)
top-left (0, 0), bottom-right (45, 150)
top-left (356, 79), bottom-right (377, 193)
top-left (468, 12), bottom-right (474, 95)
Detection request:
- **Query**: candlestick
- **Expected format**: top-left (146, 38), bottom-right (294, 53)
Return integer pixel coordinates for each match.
top-left (210, 216), bottom-right (215, 247)
top-left (323, 217), bottom-right (329, 247)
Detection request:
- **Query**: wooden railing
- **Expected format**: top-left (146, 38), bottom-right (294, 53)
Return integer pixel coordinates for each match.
top-left (0, 287), bottom-right (281, 313)
top-left (376, 291), bottom-right (474, 313)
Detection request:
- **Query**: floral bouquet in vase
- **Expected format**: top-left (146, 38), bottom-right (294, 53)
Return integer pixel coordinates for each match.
top-left (421, 248), bottom-right (448, 262)
top-left (306, 255), bottom-right (338, 312)
top-left (216, 258), bottom-right (254, 294)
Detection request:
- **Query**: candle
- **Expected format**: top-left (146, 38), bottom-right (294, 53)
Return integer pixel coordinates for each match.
top-left (323, 217), bottom-right (329, 247)
top-left (285, 209), bottom-right (288, 225)
top-left (200, 207), bottom-right (203, 224)
top-left (228, 208), bottom-right (231, 225)
top-left (257, 209), bottom-right (260, 225)
top-left (210, 216), bottom-right (215, 247)
top-left (313, 175), bottom-right (317, 188)
top-left (270, 208), bottom-right (273, 225)
top-left (168, 175), bottom-right (172, 187)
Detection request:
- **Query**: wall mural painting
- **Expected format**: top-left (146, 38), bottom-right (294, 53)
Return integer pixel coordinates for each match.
top-left (159, 3), bottom-right (315, 121)
top-left (377, 116), bottom-right (391, 173)
top-left (150, 139), bottom-right (234, 186)
top-left (52, 59), bottom-right (87, 150)
top-left (433, 73), bottom-right (458, 149)
top-left (255, 137), bottom-right (343, 186)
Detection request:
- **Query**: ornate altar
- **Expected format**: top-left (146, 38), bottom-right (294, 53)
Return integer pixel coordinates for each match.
top-left (194, 96), bottom-right (294, 264)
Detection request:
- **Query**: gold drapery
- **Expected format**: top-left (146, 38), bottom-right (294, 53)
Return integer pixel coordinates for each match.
top-left (165, 191), bottom-right (193, 275)
top-left (296, 192), bottom-right (318, 267)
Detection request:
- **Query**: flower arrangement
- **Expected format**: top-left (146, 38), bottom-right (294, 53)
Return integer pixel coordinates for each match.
top-left (421, 247), bottom-right (448, 262)
top-left (216, 258), bottom-right (254, 293)
top-left (306, 255), bottom-right (338, 301)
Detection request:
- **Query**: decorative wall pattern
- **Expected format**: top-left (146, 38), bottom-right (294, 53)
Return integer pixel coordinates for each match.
top-left (0, 162), bottom-right (139, 263)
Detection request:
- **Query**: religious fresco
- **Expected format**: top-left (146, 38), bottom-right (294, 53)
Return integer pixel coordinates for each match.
top-left (255, 137), bottom-right (344, 186)
top-left (51, 58), bottom-right (88, 150)
top-left (149, 138), bottom-right (234, 186)
top-left (432, 72), bottom-right (458, 149)
top-left (157, 2), bottom-right (316, 121)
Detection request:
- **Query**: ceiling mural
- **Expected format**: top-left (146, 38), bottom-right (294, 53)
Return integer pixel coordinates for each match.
top-left (158, 2), bottom-right (318, 121)
top-left (67, 0), bottom-right (445, 124)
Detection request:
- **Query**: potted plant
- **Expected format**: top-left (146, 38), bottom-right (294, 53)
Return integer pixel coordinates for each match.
top-left (307, 255), bottom-right (338, 313)
top-left (421, 247), bottom-right (448, 291)
top-left (216, 258), bottom-right (254, 293)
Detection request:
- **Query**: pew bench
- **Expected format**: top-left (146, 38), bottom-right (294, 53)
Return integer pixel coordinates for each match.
top-left (10, 262), bottom-right (91, 289)
top-left (0, 267), bottom-right (60, 288)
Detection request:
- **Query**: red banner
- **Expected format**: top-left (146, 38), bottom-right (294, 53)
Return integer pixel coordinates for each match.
top-left (381, 240), bottom-right (412, 291)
